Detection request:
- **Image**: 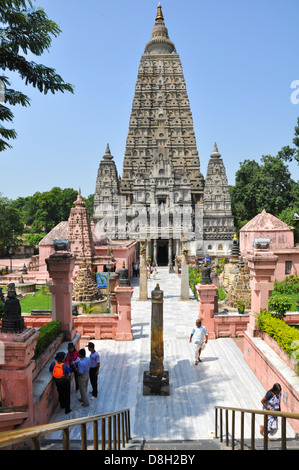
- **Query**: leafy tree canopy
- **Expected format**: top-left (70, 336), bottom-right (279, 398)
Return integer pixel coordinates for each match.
top-left (0, 193), bottom-right (24, 248)
top-left (231, 117), bottom-right (299, 231)
top-left (0, 0), bottom-right (74, 151)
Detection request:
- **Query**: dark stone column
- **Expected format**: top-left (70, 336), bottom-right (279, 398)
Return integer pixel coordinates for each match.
top-left (143, 284), bottom-right (170, 396)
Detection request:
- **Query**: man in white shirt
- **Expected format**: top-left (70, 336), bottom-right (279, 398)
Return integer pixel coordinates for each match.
top-left (189, 319), bottom-right (208, 365)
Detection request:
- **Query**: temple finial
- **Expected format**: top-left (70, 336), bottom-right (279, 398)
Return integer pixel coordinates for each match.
top-left (156, 2), bottom-right (164, 22)
top-left (74, 187), bottom-right (84, 206)
top-left (210, 141), bottom-right (221, 158)
top-left (103, 143), bottom-right (113, 160)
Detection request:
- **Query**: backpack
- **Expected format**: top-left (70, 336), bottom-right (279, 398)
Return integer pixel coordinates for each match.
top-left (53, 361), bottom-right (64, 379)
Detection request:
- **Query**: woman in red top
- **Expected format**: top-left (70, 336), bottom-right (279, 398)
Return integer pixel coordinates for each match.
top-left (65, 342), bottom-right (79, 392)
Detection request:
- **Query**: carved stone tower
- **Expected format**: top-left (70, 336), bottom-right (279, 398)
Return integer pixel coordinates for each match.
top-left (93, 144), bottom-right (121, 238)
top-left (203, 143), bottom-right (235, 254)
top-left (67, 189), bottom-right (94, 269)
top-left (93, 4), bottom-right (234, 263)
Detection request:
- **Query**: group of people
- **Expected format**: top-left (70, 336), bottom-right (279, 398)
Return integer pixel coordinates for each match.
top-left (49, 341), bottom-right (100, 414)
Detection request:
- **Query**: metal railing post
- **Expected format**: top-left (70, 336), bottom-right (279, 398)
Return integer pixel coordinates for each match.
top-left (240, 411), bottom-right (244, 450)
top-left (81, 423), bottom-right (87, 450)
top-left (62, 428), bottom-right (70, 450)
top-left (251, 413), bottom-right (255, 451)
top-left (231, 410), bottom-right (235, 450)
top-left (281, 416), bottom-right (287, 451)
top-left (225, 409), bottom-right (229, 447)
top-left (93, 420), bottom-right (98, 450)
top-left (101, 418), bottom-right (106, 450)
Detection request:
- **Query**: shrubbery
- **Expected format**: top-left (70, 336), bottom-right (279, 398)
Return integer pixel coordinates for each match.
top-left (274, 274), bottom-right (299, 295)
top-left (268, 295), bottom-right (292, 319)
top-left (34, 321), bottom-right (62, 359)
top-left (257, 311), bottom-right (299, 373)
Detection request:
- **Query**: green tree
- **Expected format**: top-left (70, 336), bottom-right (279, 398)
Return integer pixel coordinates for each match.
top-left (231, 118), bottom-right (299, 231)
top-left (0, 194), bottom-right (24, 248)
top-left (232, 156), bottom-right (295, 230)
top-left (277, 117), bottom-right (299, 164)
top-left (85, 194), bottom-right (94, 218)
top-left (0, 0), bottom-right (73, 151)
top-left (24, 187), bottom-right (78, 232)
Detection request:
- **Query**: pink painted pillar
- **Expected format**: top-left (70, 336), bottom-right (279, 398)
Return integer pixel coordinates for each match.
top-left (46, 252), bottom-right (76, 341)
top-left (196, 284), bottom-right (218, 339)
top-left (115, 285), bottom-right (134, 341)
top-left (246, 250), bottom-right (278, 336)
top-left (0, 328), bottom-right (40, 428)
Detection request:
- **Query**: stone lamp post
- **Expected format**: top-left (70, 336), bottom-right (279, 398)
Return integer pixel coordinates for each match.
top-left (46, 241), bottom-right (76, 341)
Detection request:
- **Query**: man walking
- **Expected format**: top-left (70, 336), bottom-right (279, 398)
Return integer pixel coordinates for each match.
top-left (189, 319), bottom-right (208, 365)
top-left (78, 348), bottom-right (90, 407)
top-left (87, 342), bottom-right (100, 399)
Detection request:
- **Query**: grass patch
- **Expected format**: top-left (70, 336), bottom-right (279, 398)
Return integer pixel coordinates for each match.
top-left (20, 287), bottom-right (52, 313)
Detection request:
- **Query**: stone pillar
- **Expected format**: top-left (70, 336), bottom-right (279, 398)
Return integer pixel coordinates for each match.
top-left (109, 272), bottom-right (119, 314)
top-left (143, 285), bottom-right (169, 395)
top-left (196, 284), bottom-right (218, 339)
top-left (168, 238), bottom-right (173, 272)
top-left (139, 240), bottom-right (148, 300)
top-left (115, 266), bottom-right (133, 340)
top-left (46, 252), bottom-right (76, 341)
top-left (180, 250), bottom-right (189, 300)
top-left (176, 239), bottom-right (180, 256)
top-left (153, 239), bottom-right (157, 266)
top-left (146, 239), bottom-right (151, 260)
top-left (0, 328), bottom-right (40, 428)
top-left (246, 250), bottom-right (278, 336)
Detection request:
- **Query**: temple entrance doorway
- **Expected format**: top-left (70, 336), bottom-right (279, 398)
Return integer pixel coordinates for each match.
top-left (157, 240), bottom-right (168, 266)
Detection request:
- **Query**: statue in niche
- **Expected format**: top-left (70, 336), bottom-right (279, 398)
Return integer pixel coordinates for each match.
top-left (1, 283), bottom-right (25, 333)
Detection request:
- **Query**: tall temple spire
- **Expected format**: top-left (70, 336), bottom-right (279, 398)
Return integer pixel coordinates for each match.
top-left (93, 3), bottom-right (235, 259)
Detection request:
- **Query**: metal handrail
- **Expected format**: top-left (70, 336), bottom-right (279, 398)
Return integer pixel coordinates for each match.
top-left (215, 405), bottom-right (299, 450)
top-left (0, 408), bottom-right (131, 450)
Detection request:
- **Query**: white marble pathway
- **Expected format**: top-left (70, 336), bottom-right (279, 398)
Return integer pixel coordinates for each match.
top-left (47, 267), bottom-right (295, 441)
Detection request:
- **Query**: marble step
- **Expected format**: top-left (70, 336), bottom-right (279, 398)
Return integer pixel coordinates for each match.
top-left (20, 437), bottom-right (299, 450)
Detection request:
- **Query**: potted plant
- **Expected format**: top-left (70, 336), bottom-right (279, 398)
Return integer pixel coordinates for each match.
top-left (236, 300), bottom-right (245, 314)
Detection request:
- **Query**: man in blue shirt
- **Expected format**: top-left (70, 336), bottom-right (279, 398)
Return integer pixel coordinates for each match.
top-left (78, 348), bottom-right (91, 406)
top-left (87, 342), bottom-right (100, 399)
top-left (189, 319), bottom-right (208, 365)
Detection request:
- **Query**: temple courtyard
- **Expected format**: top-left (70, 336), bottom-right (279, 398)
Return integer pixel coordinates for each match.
top-left (41, 266), bottom-right (296, 445)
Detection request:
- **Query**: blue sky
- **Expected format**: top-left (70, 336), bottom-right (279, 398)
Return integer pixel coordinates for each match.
top-left (1, 0), bottom-right (299, 200)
